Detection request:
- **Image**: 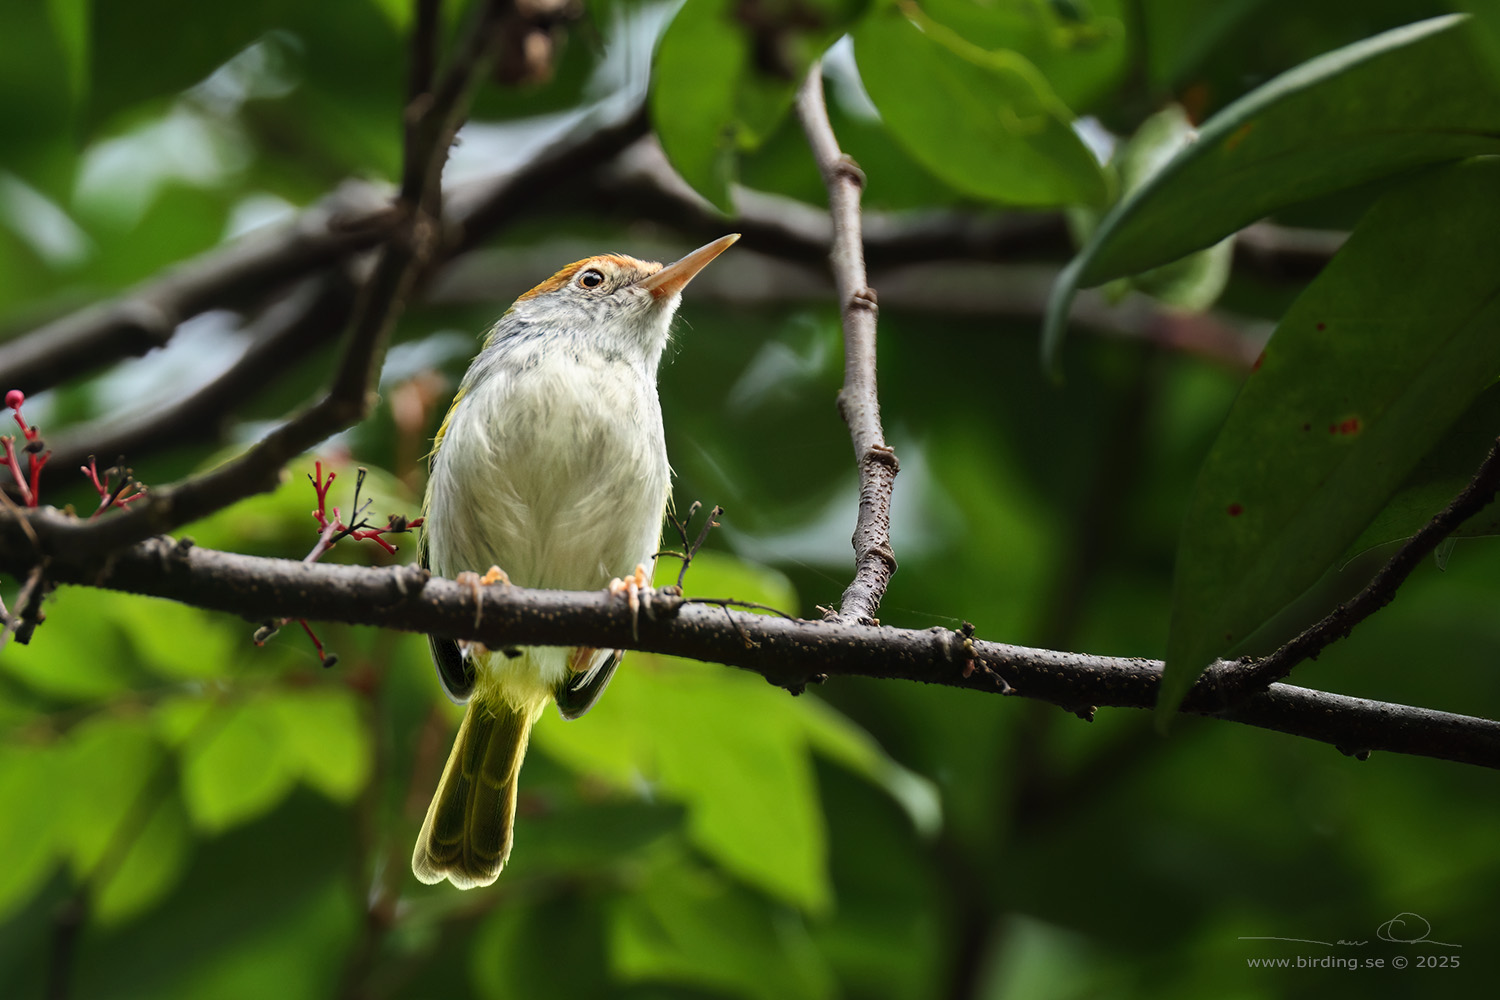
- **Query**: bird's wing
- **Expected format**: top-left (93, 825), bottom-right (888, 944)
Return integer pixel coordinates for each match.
top-left (554, 649), bottom-right (622, 720)
top-left (421, 531), bottom-right (474, 703)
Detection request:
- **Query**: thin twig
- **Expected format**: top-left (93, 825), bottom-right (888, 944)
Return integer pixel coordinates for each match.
top-left (682, 596), bottom-right (796, 619)
top-left (656, 501), bottom-right (723, 590)
top-left (1224, 435), bottom-right (1500, 696)
top-left (0, 563), bottom-right (43, 653)
top-left (406, 0), bottom-right (443, 115)
top-left (795, 64), bottom-right (899, 625)
top-left (10, 563), bottom-right (46, 646)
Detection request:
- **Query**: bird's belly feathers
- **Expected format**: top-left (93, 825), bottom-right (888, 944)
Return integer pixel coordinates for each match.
top-left (424, 355), bottom-right (670, 596)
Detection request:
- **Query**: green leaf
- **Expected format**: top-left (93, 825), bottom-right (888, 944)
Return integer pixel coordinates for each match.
top-left (154, 694), bottom-right (216, 746)
top-left (1, 589), bottom-right (139, 700)
top-left (1111, 104), bottom-right (1233, 310)
top-left (112, 596), bottom-right (237, 681)
top-left (852, 3), bottom-right (1106, 208)
top-left (536, 652), bottom-right (830, 912)
top-left (269, 688), bottom-right (372, 803)
top-left (1045, 14), bottom-right (1500, 367)
top-left (45, 0), bottom-right (89, 103)
top-left (609, 853), bottom-right (836, 1000)
top-left (472, 892), bottom-right (610, 1000)
top-left (93, 793), bottom-right (192, 925)
top-left (1160, 157), bottom-right (1500, 719)
top-left (0, 741), bottom-right (64, 919)
top-left (61, 715), bottom-right (164, 875)
top-left (920, 0), bottom-right (1129, 112)
top-left (1347, 383), bottom-right (1500, 556)
top-left (0, 0), bottom-right (82, 192)
top-left (536, 551), bottom-right (864, 913)
top-left (179, 697), bottom-right (300, 833)
top-left (797, 697), bottom-right (941, 838)
top-left (651, 0), bottom-right (867, 210)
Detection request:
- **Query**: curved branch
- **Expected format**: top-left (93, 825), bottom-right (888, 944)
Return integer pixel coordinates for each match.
top-left (1, 519), bottom-right (1496, 770)
top-left (796, 65), bottom-right (899, 625)
top-left (1225, 435), bottom-right (1500, 695)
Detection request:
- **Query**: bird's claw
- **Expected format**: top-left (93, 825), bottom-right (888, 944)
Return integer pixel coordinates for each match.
top-left (456, 565), bottom-right (511, 629)
top-left (608, 564), bottom-right (653, 641)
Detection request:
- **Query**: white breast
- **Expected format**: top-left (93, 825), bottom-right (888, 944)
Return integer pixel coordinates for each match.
top-left (424, 347), bottom-right (671, 595)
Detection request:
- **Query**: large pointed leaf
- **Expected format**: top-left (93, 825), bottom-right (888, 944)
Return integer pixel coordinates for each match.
top-left (1346, 383), bottom-right (1500, 556)
top-left (1045, 14), bottom-right (1500, 366)
top-left (609, 854), bottom-right (835, 1000)
top-left (1160, 157), bottom-right (1500, 719)
top-left (852, 3), bottom-right (1105, 208)
top-left (651, 0), bottom-right (868, 211)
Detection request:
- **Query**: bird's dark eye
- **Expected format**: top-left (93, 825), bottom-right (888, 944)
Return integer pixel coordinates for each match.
top-left (578, 269), bottom-right (604, 289)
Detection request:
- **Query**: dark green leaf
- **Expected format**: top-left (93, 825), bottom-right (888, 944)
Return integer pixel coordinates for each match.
top-left (472, 891), bottom-right (611, 1000)
top-left (650, 0), bottom-right (745, 210)
top-left (61, 716), bottom-right (164, 875)
top-left (270, 688), bottom-right (372, 803)
top-left (609, 853), bottom-right (835, 1000)
top-left (651, 0), bottom-right (867, 210)
top-left (0, 742), bottom-right (64, 919)
top-left (93, 794), bottom-right (192, 925)
top-left (1111, 105), bottom-right (1233, 310)
top-left (1045, 14), bottom-right (1500, 367)
top-left (2, 589), bottom-right (140, 700)
top-left (179, 697), bottom-right (300, 832)
top-left (0, 0), bottom-right (83, 192)
top-left (853, 4), bottom-right (1106, 208)
top-left (920, 0), bottom-right (1129, 111)
top-left (1161, 157), bottom-right (1500, 718)
top-left (534, 552), bottom-right (893, 913)
top-left (1347, 383), bottom-right (1500, 555)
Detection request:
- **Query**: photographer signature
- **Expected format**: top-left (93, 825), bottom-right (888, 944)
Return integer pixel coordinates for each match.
top-left (1238, 912), bottom-right (1460, 948)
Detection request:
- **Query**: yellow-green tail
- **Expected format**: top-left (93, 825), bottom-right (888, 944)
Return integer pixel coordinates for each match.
top-left (412, 697), bottom-right (538, 889)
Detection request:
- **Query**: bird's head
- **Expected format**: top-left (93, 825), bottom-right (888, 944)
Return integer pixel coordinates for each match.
top-left (495, 234), bottom-right (740, 360)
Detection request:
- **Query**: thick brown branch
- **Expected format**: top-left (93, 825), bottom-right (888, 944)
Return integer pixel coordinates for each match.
top-left (1225, 435), bottom-right (1500, 695)
top-left (1, 520), bottom-right (1496, 770)
top-left (796, 65), bottom-right (899, 625)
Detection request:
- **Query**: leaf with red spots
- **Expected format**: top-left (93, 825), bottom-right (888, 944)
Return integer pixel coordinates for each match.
top-left (1160, 158), bottom-right (1500, 722)
top-left (1347, 382), bottom-right (1500, 556)
top-left (1045, 14), bottom-right (1500, 369)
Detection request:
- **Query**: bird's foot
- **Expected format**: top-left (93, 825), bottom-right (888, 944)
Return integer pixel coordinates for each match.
top-left (608, 563), bottom-right (653, 641)
top-left (456, 565), bottom-right (511, 628)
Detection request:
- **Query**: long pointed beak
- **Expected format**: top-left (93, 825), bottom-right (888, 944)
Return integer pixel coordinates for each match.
top-left (638, 234), bottom-right (740, 300)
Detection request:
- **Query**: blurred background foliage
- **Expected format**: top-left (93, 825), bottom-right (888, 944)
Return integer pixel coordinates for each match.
top-left (2, 0), bottom-right (1499, 998)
